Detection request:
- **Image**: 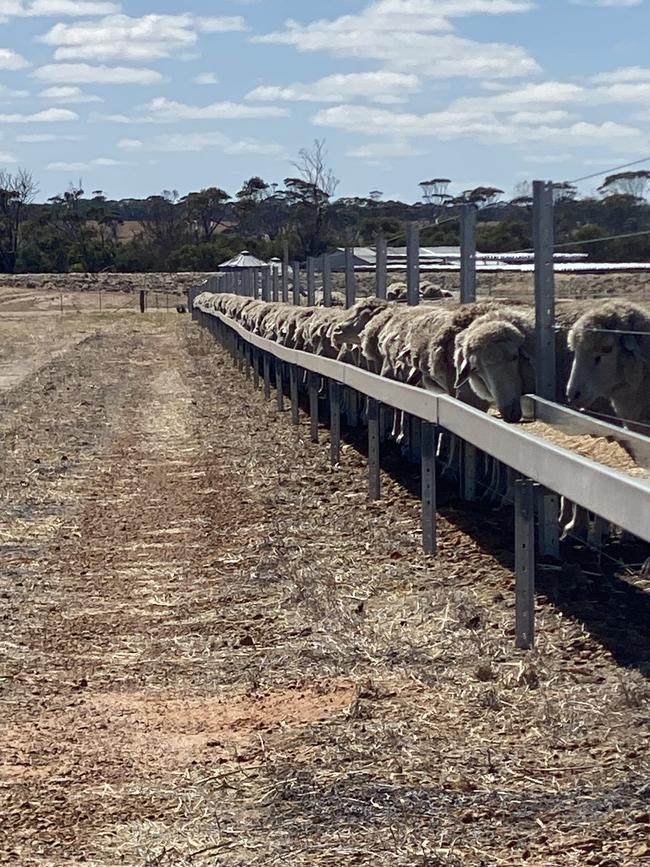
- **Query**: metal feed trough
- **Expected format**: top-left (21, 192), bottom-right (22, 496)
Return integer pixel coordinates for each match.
top-left (190, 294), bottom-right (650, 651)
top-left (187, 180), bottom-right (650, 650)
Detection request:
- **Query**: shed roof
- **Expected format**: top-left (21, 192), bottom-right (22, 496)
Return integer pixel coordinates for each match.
top-left (219, 250), bottom-right (269, 270)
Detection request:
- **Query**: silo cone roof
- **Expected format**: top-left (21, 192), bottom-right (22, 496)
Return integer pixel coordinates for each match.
top-left (219, 250), bottom-right (269, 269)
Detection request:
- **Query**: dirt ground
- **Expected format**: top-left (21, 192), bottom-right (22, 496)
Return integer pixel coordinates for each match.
top-left (1, 305), bottom-right (649, 866)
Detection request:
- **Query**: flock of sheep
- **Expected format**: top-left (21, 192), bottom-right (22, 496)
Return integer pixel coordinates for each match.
top-left (193, 288), bottom-right (650, 434)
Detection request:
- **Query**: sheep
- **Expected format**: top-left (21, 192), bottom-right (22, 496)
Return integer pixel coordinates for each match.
top-left (330, 297), bottom-right (391, 357)
top-left (566, 301), bottom-right (650, 430)
top-left (420, 281), bottom-right (453, 301)
top-left (395, 307), bottom-right (451, 387)
top-left (454, 306), bottom-right (535, 423)
top-left (358, 307), bottom-right (395, 373)
top-left (387, 281), bottom-right (407, 301)
top-left (315, 290), bottom-right (346, 307)
top-left (427, 302), bottom-right (502, 395)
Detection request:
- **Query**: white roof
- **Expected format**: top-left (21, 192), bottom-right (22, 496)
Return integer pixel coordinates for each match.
top-left (219, 250), bottom-right (268, 269)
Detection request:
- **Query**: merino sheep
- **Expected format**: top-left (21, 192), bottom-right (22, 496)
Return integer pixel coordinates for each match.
top-left (386, 281), bottom-right (407, 301)
top-left (427, 302), bottom-right (501, 395)
top-left (454, 307), bottom-right (535, 423)
top-left (566, 301), bottom-right (650, 429)
top-left (330, 297), bottom-right (391, 353)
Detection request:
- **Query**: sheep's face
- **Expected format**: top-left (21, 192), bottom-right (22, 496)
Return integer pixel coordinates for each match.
top-left (567, 330), bottom-right (641, 408)
top-left (331, 306), bottom-right (382, 347)
top-left (455, 327), bottom-right (530, 423)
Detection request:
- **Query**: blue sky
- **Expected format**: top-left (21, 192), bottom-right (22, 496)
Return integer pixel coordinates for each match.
top-left (1, 0), bottom-right (649, 203)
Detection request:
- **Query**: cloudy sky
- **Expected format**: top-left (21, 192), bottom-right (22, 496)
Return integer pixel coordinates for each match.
top-left (1, 0), bottom-right (649, 202)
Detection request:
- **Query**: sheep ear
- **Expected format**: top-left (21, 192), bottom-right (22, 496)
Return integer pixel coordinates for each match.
top-left (620, 334), bottom-right (641, 357)
top-left (455, 358), bottom-right (472, 390)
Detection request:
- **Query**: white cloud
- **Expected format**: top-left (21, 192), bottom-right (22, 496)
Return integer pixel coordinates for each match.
top-left (0, 107), bottom-right (78, 122)
top-left (346, 139), bottom-right (428, 158)
top-left (312, 103), bottom-right (645, 151)
top-left (0, 83), bottom-right (29, 99)
top-left (40, 13), bottom-right (245, 62)
top-left (194, 72), bottom-right (218, 85)
top-left (592, 66), bottom-right (650, 84)
top-left (510, 110), bottom-right (571, 124)
top-left (33, 63), bottom-right (162, 84)
top-left (39, 85), bottom-right (102, 102)
top-left (15, 132), bottom-right (85, 141)
top-left (197, 16), bottom-right (247, 32)
top-left (253, 0), bottom-right (539, 80)
top-left (118, 131), bottom-right (286, 156)
top-left (0, 48), bottom-right (30, 69)
top-left (595, 81), bottom-right (650, 103)
top-left (453, 81), bottom-right (586, 111)
top-left (143, 96), bottom-right (289, 120)
top-left (0, 150), bottom-right (18, 163)
top-left (247, 71), bottom-right (421, 104)
top-left (46, 155), bottom-right (125, 170)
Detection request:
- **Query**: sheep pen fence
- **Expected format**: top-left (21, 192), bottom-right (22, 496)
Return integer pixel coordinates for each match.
top-left (187, 181), bottom-right (650, 652)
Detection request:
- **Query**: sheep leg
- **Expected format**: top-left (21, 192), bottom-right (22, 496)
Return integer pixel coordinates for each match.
top-left (441, 434), bottom-right (460, 480)
top-left (560, 502), bottom-right (589, 543)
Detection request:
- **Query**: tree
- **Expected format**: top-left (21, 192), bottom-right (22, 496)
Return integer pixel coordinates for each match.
top-left (512, 180), bottom-right (531, 201)
top-left (458, 186), bottom-right (504, 208)
top-left (0, 169), bottom-right (38, 273)
top-left (419, 178), bottom-right (451, 207)
top-left (599, 170), bottom-right (650, 201)
top-left (236, 176), bottom-right (271, 203)
top-left (552, 182), bottom-right (577, 203)
top-left (284, 139), bottom-right (340, 257)
top-left (140, 190), bottom-right (185, 265)
top-left (48, 183), bottom-right (100, 272)
top-left (293, 139), bottom-right (339, 198)
top-left (182, 187), bottom-right (230, 243)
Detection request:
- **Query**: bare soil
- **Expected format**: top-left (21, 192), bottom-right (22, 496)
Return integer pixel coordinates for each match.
top-left (0, 310), bottom-right (649, 866)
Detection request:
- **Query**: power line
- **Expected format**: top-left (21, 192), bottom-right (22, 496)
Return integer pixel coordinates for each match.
top-left (565, 155), bottom-right (650, 186)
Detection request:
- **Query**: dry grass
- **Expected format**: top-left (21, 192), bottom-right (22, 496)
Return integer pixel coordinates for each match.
top-left (0, 313), bottom-right (648, 866)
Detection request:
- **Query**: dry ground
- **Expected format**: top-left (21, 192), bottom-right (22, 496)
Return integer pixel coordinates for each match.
top-left (0, 307), bottom-right (649, 866)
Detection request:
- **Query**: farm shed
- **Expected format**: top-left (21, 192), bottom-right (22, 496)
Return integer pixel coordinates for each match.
top-left (320, 246), bottom-right (588, 272)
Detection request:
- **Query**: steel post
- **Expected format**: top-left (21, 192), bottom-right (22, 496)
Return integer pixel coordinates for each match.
top-left (282, 241), bottom-right (290, 302)
top-left (515, 478), bottom-right (536, 650)
top-left (290, 364), bottom-right (299, 425)
top-left (345, 247), bottom-right (356, 308)
top-left (309, 373), bottom-right (319, 442)
top-left (533, 180), bottom-right (557, 401)
top-left (407, 223), bottom-right (419, 306)
top-left (376, 235), bottom-right (387, 300)
top-left (462, 442), bottom-right (478, 501)
top-left (421, 421), bottom-right (437, 554)
top-left (263, 353), bottom-right (271, 399)
top-left (460, 204), bottom-right (477, 304)
top-left (536, 485), bottom-right (560, 558)
top-left (307, 257), bottom-right (316, 306)
top-left (276, 359), bottom-right (284, 411)
top-left (368, 398), bottom-right (381, 501)
top-left (292, 261), bottom-right (301, 306)
top-left (329, 380), bottom-right (341, 466)
top-left (322, 253), bottom-right (332, 307)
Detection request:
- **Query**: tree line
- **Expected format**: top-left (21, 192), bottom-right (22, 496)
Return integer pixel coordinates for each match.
top-left (1, 142), bottom-right (649, 274)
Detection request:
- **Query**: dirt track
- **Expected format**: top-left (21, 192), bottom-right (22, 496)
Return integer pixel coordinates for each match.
top-left (1, 315), bottom-right (649, 865)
